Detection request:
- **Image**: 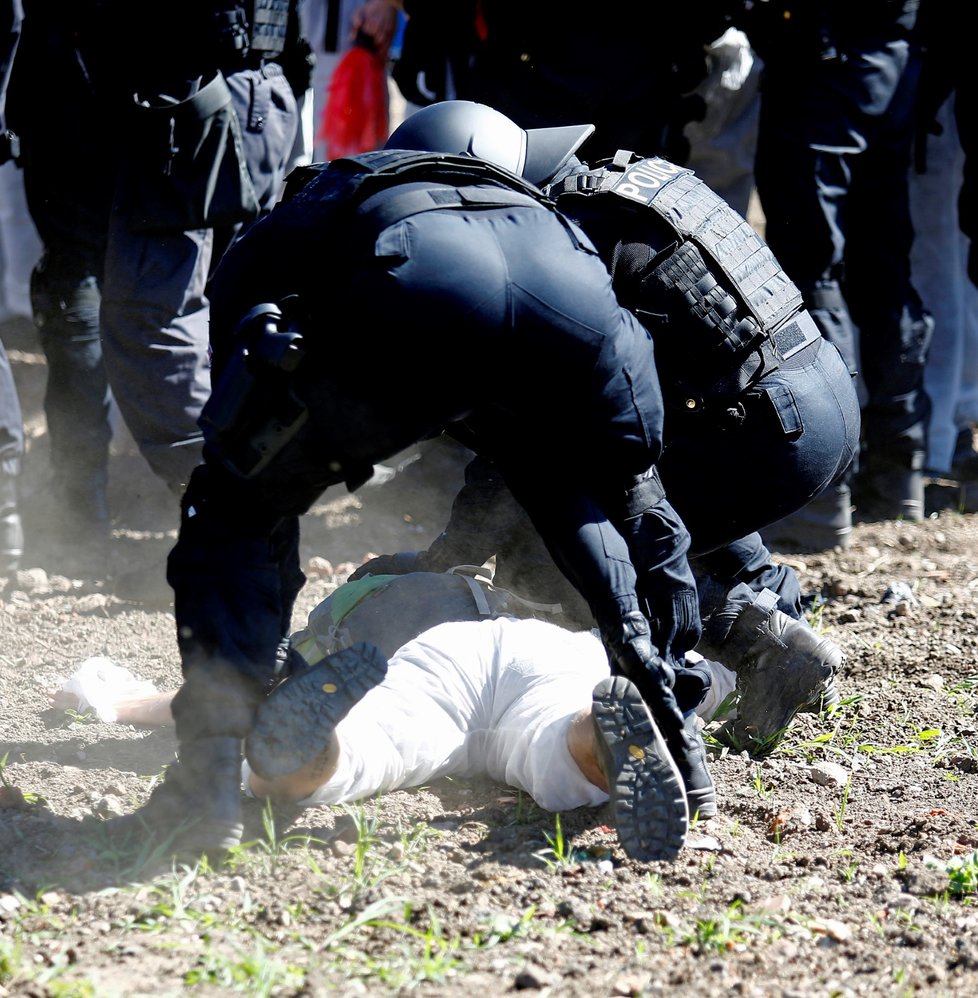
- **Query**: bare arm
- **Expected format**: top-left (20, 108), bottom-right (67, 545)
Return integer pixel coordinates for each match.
top-left (47, 687), bottom-right (176, 727)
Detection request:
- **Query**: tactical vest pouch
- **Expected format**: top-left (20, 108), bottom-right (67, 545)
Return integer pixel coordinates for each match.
top-left (117, 71), bottom-right (260, 234)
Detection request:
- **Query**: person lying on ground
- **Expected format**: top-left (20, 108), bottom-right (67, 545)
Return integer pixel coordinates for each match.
top-left (51, 583), bottom-right (750, 862)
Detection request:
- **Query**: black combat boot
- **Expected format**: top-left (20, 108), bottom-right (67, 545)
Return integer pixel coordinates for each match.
top-left (0, 471), bottom-right (23, 575)
top-left (853, 454), bottom-right (925, 523)
top-left (602, 611), bottom-right (717, 821)
top-left (925, 429), bottom-right (978, 514)
top-left (105, 736), bottom-right (245, 862)
top-left (52, 466), bottom-right (111, 578)
top-left (246, 642), bottom-right (389, 779)
top-left (698, 589), bottom-right (843, 755)
top-left (590, 675), bottom-right (689, 861)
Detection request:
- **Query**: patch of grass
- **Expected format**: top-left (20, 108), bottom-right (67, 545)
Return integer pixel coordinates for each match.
top-left (773, 694), bottom-right (866, 761)
top-left (668, 901), bottom-right (783, 954)
top-left (835, 775), bottom-right (852, 831)
top-left (709, 690), bottom-right (740, 723)
top-left (116, 864), bottom-right (229, 935)
top-left (509, 788), bottom-right (548, 825)
top-left (0, 933), bottom-right (25, 986)
top-left (318, 805), bottom-right (441, 902)
top-left (0, 921), bottom-right (96, 997)
top-left (750, 766), bottom-right (774, 800)
top-left (646, 872), bottom-right (665, 896)
top-left (946, 851), bottom-right (978, 898)
top-left (806, 597), bottom-right (828, 634)
top-left (946, 674), bottom-right (978, 696)
top-left (185, 939), bottom-right (305, 994)
top-left (347, 802), bottom-right (382, 886)
top-left (533, 813), bottom-right (573, 870)
top-left (227, 800), bottom-right (330, 876)
top-left (362, 907), bottom-right (464, 987)
top-left (0, 751), bottom-right (46, 806)
top-left (396, 818), bottom-right (440, 860)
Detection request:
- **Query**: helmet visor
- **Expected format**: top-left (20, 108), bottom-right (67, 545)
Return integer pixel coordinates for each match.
top-left (522, 123), bottom-right (595, 186)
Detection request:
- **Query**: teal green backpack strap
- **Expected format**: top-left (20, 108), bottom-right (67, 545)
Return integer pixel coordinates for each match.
top-left (292, 574), bottom-right (400, 666)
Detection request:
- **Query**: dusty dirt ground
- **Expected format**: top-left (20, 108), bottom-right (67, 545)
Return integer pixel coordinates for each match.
top-left (3, 316), bottom-right (978, 997)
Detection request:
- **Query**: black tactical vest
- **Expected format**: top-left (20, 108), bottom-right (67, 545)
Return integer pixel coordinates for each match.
top-left (548, 152), bottom-right (819, 412)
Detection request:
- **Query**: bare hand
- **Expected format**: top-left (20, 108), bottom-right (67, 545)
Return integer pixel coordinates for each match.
top-left (351, 0), bottom-right (399, 54)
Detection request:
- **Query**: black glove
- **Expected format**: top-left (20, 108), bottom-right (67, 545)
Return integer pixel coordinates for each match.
top-left (600, 610), bottom-right (677, 707)
top-left (348, 550), bottom-right (427, 582)
top-left (600, 608), bottom-right (716, 817)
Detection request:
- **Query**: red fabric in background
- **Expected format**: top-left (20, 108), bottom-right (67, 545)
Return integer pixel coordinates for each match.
top-left (319, 42), bottom-right (389, 159)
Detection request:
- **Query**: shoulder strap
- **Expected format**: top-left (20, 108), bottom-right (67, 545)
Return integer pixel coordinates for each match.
top-left (284, 149), bottom-right (552, 208)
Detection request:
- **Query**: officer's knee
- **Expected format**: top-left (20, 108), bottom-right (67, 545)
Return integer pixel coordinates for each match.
top-left (30, 267), bottom-right (101, 341)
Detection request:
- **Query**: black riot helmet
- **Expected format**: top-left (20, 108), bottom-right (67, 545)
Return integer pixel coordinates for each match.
top-left (385, 100), bottom-right (595, 187)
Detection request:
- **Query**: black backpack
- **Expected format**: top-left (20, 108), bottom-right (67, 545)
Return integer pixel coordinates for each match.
top-left (291, 568), bottom-right (564, 664)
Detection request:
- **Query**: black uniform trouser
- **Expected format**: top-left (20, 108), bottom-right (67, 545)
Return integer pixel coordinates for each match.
top-left (659, 336), bottom-right (860, 551)
top-left (422, 455), bottom-right (803, 626)
top-left (0, 338), bottom-right (23, 477)
top-left (20, 118), bottom-right (114, 497)
top-left (754, 32), bottom-right (932, 472)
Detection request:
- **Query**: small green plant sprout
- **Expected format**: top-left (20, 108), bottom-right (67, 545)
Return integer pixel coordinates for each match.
top-left (394, 819), bottom-right (439, 861)
top-left (0, 752), bottom-right (45, 807)
top-left (227, 798), bottom-right (326, 875)
top-left (806, 597), bottom-right (827, 633)
top-left (835, 775), bottom-right (852, 832)
top-left (751, 766), bottom-right (774, 800)
top-left (184, 940), bottom-right (305, 993)
top-left (709, 689), bottom-right (740, 723)
top-left (943, 675), bottom-right (978, 729)
top-left (946, 851), bottom-right (978, 898)
top-left (680, 900), bottom-right (779, 955)
top-left (509, 788), bottom-right (541, 824)
top-left (361, 905), bottom-right (463, 987)
top-left (340, 802), bottom-right (382, 888)
top-left (62, 706), bottom-right (99, 725)
top-left (533, 813), bottom-right (573, 869)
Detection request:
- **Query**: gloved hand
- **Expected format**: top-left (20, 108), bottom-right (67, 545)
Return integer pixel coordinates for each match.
top-left (600, 610), bottom-right (677, 702)
top-left (600, 609), bottom-right (717, 817)
top-left (348, 550), bottom-right (427, 582)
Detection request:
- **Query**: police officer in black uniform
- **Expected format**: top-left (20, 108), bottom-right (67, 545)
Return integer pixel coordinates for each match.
top-left (0, 0), bottom-right (24, 575)
top-left (355, 102), bottom-right (861, 756)
top-left (112, 107), bottom-right (723, 859)
top-left (5, 1), bottom-right (305, 577)
top-left (733, 0), bottom-right (932, 534)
